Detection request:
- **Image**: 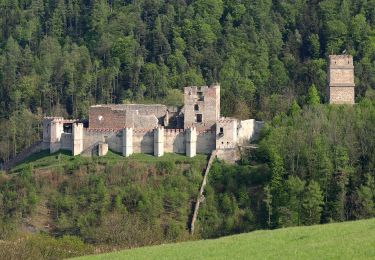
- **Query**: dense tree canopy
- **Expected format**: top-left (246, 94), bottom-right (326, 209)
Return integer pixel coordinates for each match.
top-left (1, 0), bottom-right (375, 163)
top-left (197, 95), bottom-right (375, 236)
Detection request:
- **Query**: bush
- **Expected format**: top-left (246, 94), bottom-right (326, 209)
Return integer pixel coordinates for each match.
top-left (156, 161), bottom-right (175, 175)
top-left (0, 234), bottom-right (93, 260)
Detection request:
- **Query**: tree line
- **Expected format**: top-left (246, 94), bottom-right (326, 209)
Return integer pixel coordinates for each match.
top-left (1, 0), bottom-right (375, 162)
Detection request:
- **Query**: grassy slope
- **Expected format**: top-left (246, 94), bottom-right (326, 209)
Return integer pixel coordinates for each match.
top-left (11, 150), bottom-right (208, 173)
top-left (76, 218), bottom-right (375, 260)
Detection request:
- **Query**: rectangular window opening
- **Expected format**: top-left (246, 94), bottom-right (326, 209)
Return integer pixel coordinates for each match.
top-left (63, 123), bottom-right (73, 133)
top-left (196, 114), bottom-right (203, 123)
top-left (197, 91), bottom-right (204, 101)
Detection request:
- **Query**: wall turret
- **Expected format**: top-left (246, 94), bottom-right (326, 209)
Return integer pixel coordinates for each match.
top-left (72, 123), bottom-right (83, 156)
top-left (216, 118), bottom-right (238, 150)
top-left (122, 128), bottom-right (133, 157)
top-left (186, 127), bottom-right (197, 157)
top-left (154, 127), bottom-right (165, 157)
top-left (43, 117), bottom-right (64, 153)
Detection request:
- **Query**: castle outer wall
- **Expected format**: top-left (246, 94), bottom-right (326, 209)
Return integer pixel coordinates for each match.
top-left (81, 128), bottom-right (216, 156)
top-left (42, 117), bottom-right (239, 158)
top-left (89, 104), bottom-right (180, 129)
top-left (42, 84), bottom-right (262, 161)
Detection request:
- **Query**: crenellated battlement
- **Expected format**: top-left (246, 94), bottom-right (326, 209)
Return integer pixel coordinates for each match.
top-left (165, 129), bottom-right (184, 134)
top-left (133, 129), bottom-right (154, 134)
top-left (217, 117), bottom-right (238, 123)
top-left (184, 84), bottom-right (220, 94)
top-left (197, 130), bottom-right (216, 134)
top-left (329, 55), bottom-right (354, 67)
top-left (85, 128), bottom-right (122, 133)
top-left (44, 117), bottom-right (77, 123)
top-left (44, 116), bottom-right (63, 120)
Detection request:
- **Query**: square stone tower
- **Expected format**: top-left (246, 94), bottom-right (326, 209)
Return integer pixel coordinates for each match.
top-left (183, 84), bottom-right (220, 130)
top-left (328, 55), bottom-right (355, 104)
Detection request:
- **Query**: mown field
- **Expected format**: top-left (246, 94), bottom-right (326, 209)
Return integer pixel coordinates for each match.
top-left (76, 218), bottom-right (375, 260)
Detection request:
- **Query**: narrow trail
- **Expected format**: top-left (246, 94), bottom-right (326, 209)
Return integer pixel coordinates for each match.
top-left (190, 150), bottom-right (217, 235)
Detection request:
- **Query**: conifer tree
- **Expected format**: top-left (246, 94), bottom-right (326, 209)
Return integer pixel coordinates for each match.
top-left (288, 100), bottom-right (301, 117)
top-left (306, 84), bottom-right (320, 106)
top-left (302, 181), bottom-right (323, 225)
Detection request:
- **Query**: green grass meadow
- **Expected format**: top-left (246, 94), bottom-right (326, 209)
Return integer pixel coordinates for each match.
top-left (11, 150), bottom-right (208, 173)
top-left (75, 218), bottom-right (375, 260)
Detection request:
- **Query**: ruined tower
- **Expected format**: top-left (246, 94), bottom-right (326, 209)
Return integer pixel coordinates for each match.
top-left (43, 117), bottom-right (64, 153)
top-left (328, 55), bottom-right (355, 104)
top-left (183, 84), bottom-right (220, 130)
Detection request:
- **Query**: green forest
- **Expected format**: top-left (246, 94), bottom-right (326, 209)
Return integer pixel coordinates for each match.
top-left (1, 0), bottom-right (375, 162)
top-left (0, 0), bottom-right (375, 258)
top-left (198, 96), bottom-right (375, 237)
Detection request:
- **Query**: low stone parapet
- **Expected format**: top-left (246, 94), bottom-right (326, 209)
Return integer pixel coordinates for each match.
top-left (3, 140), bottom-right (45, 170)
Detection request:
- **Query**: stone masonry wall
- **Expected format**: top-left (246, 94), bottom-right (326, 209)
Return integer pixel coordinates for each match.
top-left (184, 85), bottom-right (220, 130)
top-left (329, 55), bottom-right (354, 67)
top-left (133, 130), bottom-right (154, 154)
top-left (329, 69), bottom-right (355, 85)
top-left (329, 87), bottom-right (355, 104)
top-left (197, 131), bottom-right (216, 154)
top-left (216, 118), bottom-right (238, 149)
top-left (89, 106), bottom-right (128, 129)
top-left (237, 119), bottom-right (255, 145)
top-left (164, 129), bottom-right (185, 154)
top-left (89, 104), bottom-right (173, 129)
top-left (128, 110), bottom-right (159, 129)
top-left (83, 129), bottom-right (122, 153)
top-left (328, 55), bottom-right (355, 104)
top-left (81, 128), bottom-right (215, 156)
top-left (60, 133), bottom-right (72, 150)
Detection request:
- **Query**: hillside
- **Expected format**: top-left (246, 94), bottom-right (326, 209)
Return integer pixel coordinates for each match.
top-left (0, 151), bottom-right (209, 259)
top-left (0, 98), bottom-right (374, 259)
top-left (77, 218), bottom-right (375, 259)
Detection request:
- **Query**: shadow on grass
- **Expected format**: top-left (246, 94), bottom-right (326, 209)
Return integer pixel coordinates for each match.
top-left (25, 150), bottom-right (72, 164)
top-left (11, 150), bottom-right (73, 172)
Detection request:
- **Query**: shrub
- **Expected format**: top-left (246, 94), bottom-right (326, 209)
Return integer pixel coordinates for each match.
top-left (0, 234), bottom-right (93, 259)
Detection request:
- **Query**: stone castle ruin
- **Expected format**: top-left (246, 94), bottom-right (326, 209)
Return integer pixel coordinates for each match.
top-left (327, 55), bottom-right (355, 104)
top-left (42, 84), bottom-right (263, 162)
top-left (0, 55), bottom-right (356, 170)
top-left (41, 54), bottom-right (356, 161)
